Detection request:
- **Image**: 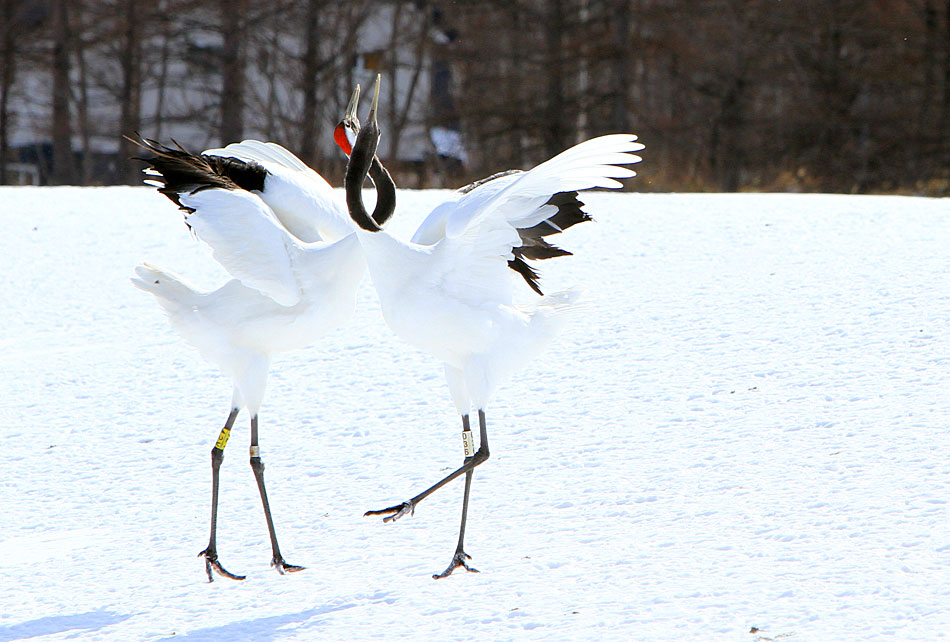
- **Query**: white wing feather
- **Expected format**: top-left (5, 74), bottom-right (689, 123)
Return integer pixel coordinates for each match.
top-left (444, 134), bottom-right (643, 239)
top-left (203, 139), bottom-right (312, 173)
top-left (426, 213), bottom-right (522, 306)
top-left (179, 189), bottom-right (301, 306)
top-left (420, 135), bottom-right (643, 304)
top-left (411, 173), bottom-right (522, 246)
top-left (202, 139), bottom-right (350, 243)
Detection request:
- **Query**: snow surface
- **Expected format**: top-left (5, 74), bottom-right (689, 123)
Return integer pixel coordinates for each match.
top-left (1, 187), bottom-right (948, 641)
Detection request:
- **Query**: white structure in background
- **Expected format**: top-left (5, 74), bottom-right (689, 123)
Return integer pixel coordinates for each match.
top-left (351, 9), bottom-right (426, 162)
top-left (3, 1), bottom-right (464, 184)
top-left (349, 3), bottom-right (464, 170)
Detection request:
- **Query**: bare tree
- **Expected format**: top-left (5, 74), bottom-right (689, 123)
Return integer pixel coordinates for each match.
top-left (71, 0), bottom-right (94, 184)
top-left (542, 0), bottom-right (570, 157)
top-left (386, 0), bottom-right (429, 162)
top-left (219, 0), bottom-right (246, 143)
top-left (117, 0), bottom-right (143, 183)
top-left (0, 0), bottom-right (17, 184)
top-left (298, 0), bottom-right (324, 165)
top-left (609, 0), bottom-right (633, 134)
top-left (1, 0), bottom-right (946, 191)
top-left (51, 0), bottom-right (75, 185)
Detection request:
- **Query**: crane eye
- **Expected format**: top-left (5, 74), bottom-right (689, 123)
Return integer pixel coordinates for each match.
top-left (345, 123), bottom-right (358, 147)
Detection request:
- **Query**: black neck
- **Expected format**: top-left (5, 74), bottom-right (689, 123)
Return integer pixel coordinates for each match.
top-left (344, 123), bottom-right (395, 232)
top-left (368, 157), bottom-right (396, 227)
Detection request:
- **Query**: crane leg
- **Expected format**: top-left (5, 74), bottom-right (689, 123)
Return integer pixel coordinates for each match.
top-left (249, 414), bottom-right (305, 575)
top-left (198, 408), bottom-right (246, 582)
top-left (433, 465), bottom-right (479, 579)
top-left (366, 410), bottom-right (490, 578)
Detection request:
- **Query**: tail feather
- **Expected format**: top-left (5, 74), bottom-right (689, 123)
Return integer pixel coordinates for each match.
top-left (500, 288), bottom-right (588, 384)
top-left (526, 287), bottom-right (589, 346)
top-left (132, 264), bottom-right (234, 368)
top-left (537, 287), bottom-right (588, 313)
top-left (131, 263), bottom-right (200, 309)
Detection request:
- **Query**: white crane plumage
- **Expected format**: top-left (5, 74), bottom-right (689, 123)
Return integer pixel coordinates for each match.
top-left (129, 89), bottom-right (395, 582)
top-left (345, 80), bottom-right (644, 578)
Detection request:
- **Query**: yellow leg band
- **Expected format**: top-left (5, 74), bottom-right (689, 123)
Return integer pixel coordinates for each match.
top-left (215, 427), bottom-right (232, 450)
top-left (249, 445), bottom-right (260, 458)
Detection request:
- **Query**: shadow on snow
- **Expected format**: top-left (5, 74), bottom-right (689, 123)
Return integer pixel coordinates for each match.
top-left (0, 609), bottom-right (133, 642)
top-left (158, 591), bottom-right (396, 641)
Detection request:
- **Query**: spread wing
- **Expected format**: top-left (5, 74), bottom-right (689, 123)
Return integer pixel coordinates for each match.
top-left (202, 140), bottom-right (350, 243)
top-left (202, 139), bottom-right (314, 173)
top-left (411, 171), bottom-right (522, 246)
top-left (444, 135), bottom-right (643, 239)
top-left (178, 189), bottom-right (303, 306)
top-left (423, 134), bottom-right (644, 300)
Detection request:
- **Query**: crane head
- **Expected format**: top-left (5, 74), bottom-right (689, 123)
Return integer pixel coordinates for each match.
top-left (334, 74), bottom-right (381, 156)
top-left (334, 84), bottom-right (361, 156)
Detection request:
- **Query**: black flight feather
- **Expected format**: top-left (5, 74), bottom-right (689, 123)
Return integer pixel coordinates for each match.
top-left (510, 190), bottom-right (591, 295)
top-left (127, 135), bottom-right (268, 224)
top-left (456, 170), bottom-right (593, 295)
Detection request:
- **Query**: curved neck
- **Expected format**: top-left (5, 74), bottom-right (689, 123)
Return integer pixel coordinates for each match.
top-left (368, 157), bottom-right (396, 227)
top-left (345, 125), bottom-right (394, 232)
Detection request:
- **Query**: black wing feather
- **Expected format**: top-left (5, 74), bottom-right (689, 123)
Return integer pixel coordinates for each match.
top-left (508, 190), bottom-right (591, 295)
top-left (457, 170), bottom-right (593, 295)
top-left (127, 135), bottom-right (268, 220)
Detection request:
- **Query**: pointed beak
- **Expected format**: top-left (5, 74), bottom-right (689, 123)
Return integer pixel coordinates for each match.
top-left (345, 84), bottom-right (360, 122)
top-left (334, 84), bottom-right (362, 156)
top-left (368, 74), bottom-right (380, 126)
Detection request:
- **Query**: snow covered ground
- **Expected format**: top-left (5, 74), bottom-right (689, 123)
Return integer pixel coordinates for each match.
top-left (1, 186), bottom-right (948, 641)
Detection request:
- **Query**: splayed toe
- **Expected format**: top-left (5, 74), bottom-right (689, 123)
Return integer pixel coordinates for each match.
top-left (199, 549), bottom-right (246, 582)
top-left (365, 501), bottom-right (414, 522)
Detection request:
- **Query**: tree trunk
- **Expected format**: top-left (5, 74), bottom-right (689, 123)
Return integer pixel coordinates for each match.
top-left (388, 1), bottom-right (428, 162)
top-left (543, 0), bottom-right (568, 157)
top-left (919, 0), bottom-right (939, 173)
top-left (299, 0), bottom-right (322, 165)
top-left (51, 0), bottom-right (75, 185)
top-left (74, 4), bottom-right (91, 185)
top-left (0, 0), bottom-right (15, 185)
top-left (611, 0), bottom-right (631, 134)
top-left (944, 0), bottom-right (950, 167)
top-left (117, 0), bottom-right (142, 184)
top-left (386, 1), bottom-right (404, 160)
top-left (219, 0), bottom-right (246, 144)
top-left (711, 76), bottom-right (746, 192)
top-left (153, 6), bottom-right (172, 140)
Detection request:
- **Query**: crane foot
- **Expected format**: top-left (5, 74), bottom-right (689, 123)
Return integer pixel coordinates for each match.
top-left (198, 549), bottom-right (246, 582)
top-left (433, 551), bottom-right (478, 579)
top-left (365, 501), bottom-right (415, 523)
top-left (272, 556), bottom-right (305, 575)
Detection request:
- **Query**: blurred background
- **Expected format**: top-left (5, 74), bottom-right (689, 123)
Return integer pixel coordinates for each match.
top-left (1, 0), bottom-right (947, 193)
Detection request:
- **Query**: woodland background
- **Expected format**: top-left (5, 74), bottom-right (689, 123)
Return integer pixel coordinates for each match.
top-left (1, 0), bottom-right (948, 193)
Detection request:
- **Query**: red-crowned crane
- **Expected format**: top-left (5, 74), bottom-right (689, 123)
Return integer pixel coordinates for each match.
top-left (344, 78), bottom-right (644, 578)
top-left (130, 87), bottom-right (395, 581)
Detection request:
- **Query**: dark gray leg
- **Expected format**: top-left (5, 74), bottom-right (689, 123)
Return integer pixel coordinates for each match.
top-left (249, 414), bottom-right (304, 575)
top-left (366, 410), bottom-right (490, 577)
top-left (198, 408), bottom-right (245, 582)
top-left (434, 411), bottom-right (487, 578)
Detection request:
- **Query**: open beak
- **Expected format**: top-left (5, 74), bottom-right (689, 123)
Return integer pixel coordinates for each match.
top-left (334, 84), bottom-right (361, 155)
top-left (345, 84), bottom-right (360, 123)
top-left (368, 74), bottom-right (380, 127)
